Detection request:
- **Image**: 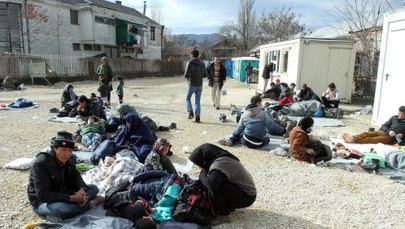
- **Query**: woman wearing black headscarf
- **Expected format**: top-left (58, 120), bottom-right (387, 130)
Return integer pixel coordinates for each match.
top-left (188, 143), bottom-right (256, 224)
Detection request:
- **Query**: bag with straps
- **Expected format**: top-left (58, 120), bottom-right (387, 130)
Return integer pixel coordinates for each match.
top-left (172, 175), bottom-right (212, 225)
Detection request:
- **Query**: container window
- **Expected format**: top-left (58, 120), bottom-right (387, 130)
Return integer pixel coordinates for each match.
top-left (72, 43), bottom-right (81, 51)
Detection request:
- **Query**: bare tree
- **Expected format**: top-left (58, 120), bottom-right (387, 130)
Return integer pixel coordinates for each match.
top-left (218, 0), bottom-right (258, 52)
top-left (257, 6), bottom-right (305, 43)
top-left (331, 0), bottom-right (389, 94)
top-left (149, 0), bottom-right (164, 24)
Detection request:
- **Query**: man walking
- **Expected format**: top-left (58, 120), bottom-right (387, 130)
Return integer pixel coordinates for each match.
top-left (185, 49), bottom-right (208, 123)
top-left (207, 57), bottom-right (226, 110)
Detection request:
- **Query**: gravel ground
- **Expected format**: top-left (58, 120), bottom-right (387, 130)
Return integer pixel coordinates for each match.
top-left (1, 77), bottom-right (404, 229)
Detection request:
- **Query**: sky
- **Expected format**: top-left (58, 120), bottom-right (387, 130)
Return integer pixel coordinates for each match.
top-left (109, 0), bottom-right (339, 34)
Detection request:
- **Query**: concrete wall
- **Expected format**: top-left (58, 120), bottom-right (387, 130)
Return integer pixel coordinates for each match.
top-left (17, 0), bottom-right (162, 59)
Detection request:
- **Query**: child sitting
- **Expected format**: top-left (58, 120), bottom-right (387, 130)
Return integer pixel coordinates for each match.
top-left (74, 116), bottom-right (106, 151)
top-left (144, 138), bottom-right (177, 175)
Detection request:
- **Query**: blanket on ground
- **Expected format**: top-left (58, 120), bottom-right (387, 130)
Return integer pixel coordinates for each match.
top-left (218, 134), bottom-right (290, 152)
top-left (330, 138), bottom-right (405, 184)
top-left (48, 116), bottom-right (86, 123)
top-left (82, 150), bottom-right (144, 196)
top-left (287, 116), bottom-right (345, 127)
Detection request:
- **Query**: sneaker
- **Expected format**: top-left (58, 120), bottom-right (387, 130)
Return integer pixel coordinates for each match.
top-left (209, 215), bottom-right (230, 226)
top-left (170, 122), bottom-right (177, 129)
top-left (195, 116), bottom-right (200, 123)
top-left (188, 112), bottom-right (194, 119)
top-left (216, 107), bottom-right (220, 110)
top-left (46, 215), bottom-right (63, 223)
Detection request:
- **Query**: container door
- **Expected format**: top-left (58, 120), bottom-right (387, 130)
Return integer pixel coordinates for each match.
top-left (326, 47), bottom-right (353, 102)
top-left (373, 17), bottom-right (405, 124)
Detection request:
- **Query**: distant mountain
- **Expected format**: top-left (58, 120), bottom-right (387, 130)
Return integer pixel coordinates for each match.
top-left (172, 33), bottom-right (221, 44)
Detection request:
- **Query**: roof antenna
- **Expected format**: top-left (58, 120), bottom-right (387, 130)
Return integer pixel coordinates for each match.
top-left (143, 1), bottom-right (146, 15)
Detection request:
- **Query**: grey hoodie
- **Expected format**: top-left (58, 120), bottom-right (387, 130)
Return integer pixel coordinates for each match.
top-left (233, 106), bottom-right (270, 140)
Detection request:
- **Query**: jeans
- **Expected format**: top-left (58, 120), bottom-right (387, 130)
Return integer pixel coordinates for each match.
top-left (186, 85), bottom-right (202, 116)
top-left (33, 184), bottom-right (99, 219)
top-left (81, 133), bottom-right (103, 151)
top-left (211, 83), bottom-right (221, 108)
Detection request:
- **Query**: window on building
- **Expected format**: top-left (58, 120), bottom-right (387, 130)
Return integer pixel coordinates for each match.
top-left (95, 16), bottom-right (114, 25)
top-left (105, 18), bottom-right (115, 25)
top-left (95, 16), bottom-right (104, 24)
top-left (83, 44), bottom-right (92, 51)
top-left (0, 3), bottom-right (23, 53)
top-left (70, 10), bottom-right (78, 25)
top-left (124, 48), bottom-right (135, 53)
top-left (72, 43), bottom-right (81, 51)
top-left (150, 26), bottom-right (155, 41)
top-left (282, 50), bottom-right (289, 72)
top-left (93, 45), bottom-right (101, 51)
top-left (105, 46), bottom-right (118, 57)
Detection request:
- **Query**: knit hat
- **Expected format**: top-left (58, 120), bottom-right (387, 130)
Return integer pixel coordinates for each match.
top-left (50, 131), bottom-right (75, 149)
top-left (275, 79), bottom-right (280, 84)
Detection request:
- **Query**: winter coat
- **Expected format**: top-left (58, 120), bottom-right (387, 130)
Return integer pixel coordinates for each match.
top-left (296, 87), bottom-right (320, 102)
top-left (116, 80), bottom-right (124, 96)
top-left (27, 147), bottom-right (88, 206)
top-left (184, 58), bottom-right (208, 86)
top-left (78, 101), bottom-right (106, 120)
top-left (289, 126), bottom-right (312, 163)
top-left (61, 84), bottom-right (77, 108)
top-left (232, 105), bottom-right (274, 141)
top-left (380, 115), bottom-right (405, 143)
top-left (207, 62), bottom-right (226, 89)
top-left (262, 64), bottom-right (273, 79)
top-left (189, 144), bottom-right (256, 197)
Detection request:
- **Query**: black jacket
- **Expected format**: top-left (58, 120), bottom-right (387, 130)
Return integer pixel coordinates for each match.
top-left (262, 63), bottom-right (273, 79)
top-left (184, 58), bottom-right (208, 86)
top-left (207, 62), bottom-right (226, 89)
top-left (296, 87), bottom-right (320, 102)
top-left (380, 115), bottom-right (405, 143)
top-left (27, 147), bottom-right (88, 206)
top-left (78, 101), bottom-right (107, 120)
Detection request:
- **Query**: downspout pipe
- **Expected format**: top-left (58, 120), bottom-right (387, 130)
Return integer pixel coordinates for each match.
top-left (24, 0), bottom-right (31, 54)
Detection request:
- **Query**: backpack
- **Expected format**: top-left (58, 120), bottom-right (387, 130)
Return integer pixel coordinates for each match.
top-left (324, 108), bottom-right (343, 119)
top-left (172, 176), bottom-right (212, 225)
top-left (141, 116), bottom-right (158, 134)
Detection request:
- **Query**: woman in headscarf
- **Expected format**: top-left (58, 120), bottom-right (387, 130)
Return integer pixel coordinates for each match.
top-left (144, 138), bottom-right (177, 175)
top-left (115, 113), bottom-right (156, 163)
top-left (289, 116), bottom-right (331, 164)
top-left (188, 143), bottom-right (256, 224)
top-left (61, 83), bottom-right (77, 108)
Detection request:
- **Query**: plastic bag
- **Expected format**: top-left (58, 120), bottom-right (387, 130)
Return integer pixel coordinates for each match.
top-left (221, 86), bottom-right (227, 95)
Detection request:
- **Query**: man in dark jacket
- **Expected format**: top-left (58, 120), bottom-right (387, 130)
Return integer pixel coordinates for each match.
top-left (77, 95), bottom-right (106, 120)
top-left (294, 84), bottom-right (321, 102)
top-left (343, 106), bottom-right (405, 145)
top-left (207, 57), bottom-right (226, 110)
top-left (184, 49), bottom-right (208, 123)
top-left (27, 131), bottom-right (100, 222)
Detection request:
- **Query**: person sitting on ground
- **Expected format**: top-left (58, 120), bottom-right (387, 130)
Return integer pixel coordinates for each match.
top-left (61, 83), bottom-right (78, 108)
top-left (225, 96), bottom-right (290, 149)
top-left (289, 116), bottom-right (332, 164)
top-left (278, 82), bottom-right (294, 105)
top-left (27, 131), bottom-right (101, 222)
top-left (74, 116), bottom-right (106, 151)
top-left (343, 105), bottom-right (405, 145)
top-left (57, 84), bottom-right (79, 117)
top-left (261, 82), bottom-right (281, 100)
top-left (105, 104), bottom-right (138, 133)
top-left (92, 113), bottom-right (156, 164)
top-left (189, 143), bottom-right (256, 225)
top-left (294, 83), bottom-right (321, 102)
top-left (144, 138), bottom-right (177, 175)
top-left (289, 83), bottom-right (296, 96)
top-left (321, 82), bottom-right (340, 108)
top-left (77, 95), bottom-right (106, 120)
